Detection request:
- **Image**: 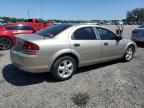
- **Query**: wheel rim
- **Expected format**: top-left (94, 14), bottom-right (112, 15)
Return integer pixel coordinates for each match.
top-left (125, 47), bottom-right (134, 61)
top-left (58, 60), bottom-right (74, 78)
top-left (0, 38), bottom-right (12, 50)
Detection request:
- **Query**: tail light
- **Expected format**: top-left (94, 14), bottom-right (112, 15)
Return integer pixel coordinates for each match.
top-left (22, 41), bottom-right (39, 55)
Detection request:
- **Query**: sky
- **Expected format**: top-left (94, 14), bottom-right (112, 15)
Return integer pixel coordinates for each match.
top-left (0, 0), bottom-right (144, 20)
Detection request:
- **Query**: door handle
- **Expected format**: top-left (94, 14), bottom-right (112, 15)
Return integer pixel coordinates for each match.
top-left (73, 43), bottom-right (80, 47)
top-left (104, 42), bottom-right (108, 46)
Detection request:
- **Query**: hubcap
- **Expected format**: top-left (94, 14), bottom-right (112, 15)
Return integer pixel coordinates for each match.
top-left (58, 60), bottom-right (74, 78)
top-left (125, 47), bottom-right (133, 61)
top-left (0, 38), bottom-right (12, 50)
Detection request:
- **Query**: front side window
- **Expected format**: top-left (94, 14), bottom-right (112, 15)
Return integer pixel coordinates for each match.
top-left (20, 26), bottom-right (34, 30)
top-left (37, 24), bottom-right (72, 38)
top-left (6, 26), bottom-right (18, 30)
top-left (96, 27), bottom-right (116, 40)
top-left (73, 27), bottom-right (96, 40)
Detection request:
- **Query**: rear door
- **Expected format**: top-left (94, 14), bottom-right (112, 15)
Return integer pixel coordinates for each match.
top-left (70, 27), bottom-right (101, 66)
top-left (95, 27), bottom-right (124, 60)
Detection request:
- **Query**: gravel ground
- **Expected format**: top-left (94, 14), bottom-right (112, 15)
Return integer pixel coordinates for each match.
top-left (1, 25), bottom-right (144, 108)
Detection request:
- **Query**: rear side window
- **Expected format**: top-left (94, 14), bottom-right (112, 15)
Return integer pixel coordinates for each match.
top-left (96, 27), bottom-right (116, 40)
top-left (73, 27), bottom-right (96, 40)
top-left (6, 26), bottom-right (17, 30)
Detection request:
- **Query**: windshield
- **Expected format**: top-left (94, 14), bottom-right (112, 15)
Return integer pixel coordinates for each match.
top-left (36, 24), bottom-right (72, 37)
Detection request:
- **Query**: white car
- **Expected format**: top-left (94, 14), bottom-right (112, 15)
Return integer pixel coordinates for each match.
top-left (11, 24), bottom-right (137, 81)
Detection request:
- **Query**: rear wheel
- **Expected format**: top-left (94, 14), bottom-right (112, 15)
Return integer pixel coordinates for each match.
top-left (0, 37), bottom-right (13, 50)
top-left (51, 56), bottom-right (77, 81)
top-left (123, 45), bottom-right (135, 62)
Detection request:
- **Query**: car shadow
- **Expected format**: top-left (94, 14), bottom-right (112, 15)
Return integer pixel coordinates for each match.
top-left (2, 60), bottom-right (120, 86)
top-left (76, 60), bottom-right (120, 74)
top-left (2, 64), bottom-right (56, 86)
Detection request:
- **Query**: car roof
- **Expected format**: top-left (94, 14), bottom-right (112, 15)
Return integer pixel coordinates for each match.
top-left (66, 23), bottom-right (108, 30)
top-left (53, 24), bottom-right (112, 32)
top-left (2, 23), bottom-right (34, 28)
top-left (73, 23), bottom-right (101, 27)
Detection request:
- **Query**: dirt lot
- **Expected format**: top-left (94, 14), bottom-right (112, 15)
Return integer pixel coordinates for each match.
top-left (1, 25), bottom-right (144, 108)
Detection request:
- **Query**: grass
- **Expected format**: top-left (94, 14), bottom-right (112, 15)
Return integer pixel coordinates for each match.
top-left (71, 92), bottom-right (90, 107)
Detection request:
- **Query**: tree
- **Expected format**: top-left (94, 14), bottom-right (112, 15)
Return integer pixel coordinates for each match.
top-left (0, 16), bottom-right (25, 22)
top-left (126, 8), bottom-right (144, 24)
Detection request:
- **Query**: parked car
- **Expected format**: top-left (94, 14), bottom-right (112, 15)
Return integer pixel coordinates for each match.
top-left (131, 24), bottom-right (144, 43)
top-left (0, 19), bottom-right (7, 26)
top-left (22, 18), bottom-right (54, 30)
top-left (0, 23), bottom-right (37, 50)
top-left (10, 24), bottom-right (137, 81)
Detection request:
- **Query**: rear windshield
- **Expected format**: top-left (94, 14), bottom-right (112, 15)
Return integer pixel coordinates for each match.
top-left (138, 24), bottom-right (144, 28)
top-left (36, 24), bottom-right (72, 38)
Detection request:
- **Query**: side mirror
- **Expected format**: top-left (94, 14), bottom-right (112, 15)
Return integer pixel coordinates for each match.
top-left (32, 29), bottom-right (36, 33)
top-left (116, 36), bottom-right (122, 41)
top-left (116, 30), bottom-right (120, 35)
top-left (116, 29), bottom-right (122, 36)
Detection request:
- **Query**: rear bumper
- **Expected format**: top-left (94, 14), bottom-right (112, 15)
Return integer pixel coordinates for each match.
top-left (10, 49), bottom-right (50, 73)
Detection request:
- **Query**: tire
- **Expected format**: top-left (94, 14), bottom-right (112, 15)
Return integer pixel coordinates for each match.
top-left (123, 45), bottom-right (135, 62)
top-left (51, 56), bottom-right (77, 81)
top-left (0, 37), bottom-right (13, 50)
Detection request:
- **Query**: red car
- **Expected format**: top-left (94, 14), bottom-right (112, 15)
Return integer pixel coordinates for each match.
top-left (0, 23), bottom-right (37, 50)
top-left (23, 18), bottom-right (54, 30)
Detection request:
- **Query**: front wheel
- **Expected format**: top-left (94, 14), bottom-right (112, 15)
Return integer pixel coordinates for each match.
top-left (123, 45), bottom-right (135, 62)
top-left (51, 56), bottom-right (77, 81)
top-left (0, 37), bottom-right (13, 50)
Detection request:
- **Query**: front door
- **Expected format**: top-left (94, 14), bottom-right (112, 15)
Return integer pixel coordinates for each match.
top-left (70, 27), bottom-right (101, 66)
top-left (96, 27), bottom-right (124, 60)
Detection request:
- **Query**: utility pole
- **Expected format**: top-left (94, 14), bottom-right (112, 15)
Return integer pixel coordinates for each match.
top-left (41, 0), bottom-right (44, 19)
top-left (27, 10), bottom-right (30, 19)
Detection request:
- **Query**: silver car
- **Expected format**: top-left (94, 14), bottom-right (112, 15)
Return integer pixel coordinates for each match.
top-left (10, 24), bottom-right (137, 81)
top-left (132, 24), bottom-right (144, 43)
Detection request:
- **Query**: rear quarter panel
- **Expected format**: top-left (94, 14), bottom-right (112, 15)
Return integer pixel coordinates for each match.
top-left (35, 39), bottom-right (71, 69)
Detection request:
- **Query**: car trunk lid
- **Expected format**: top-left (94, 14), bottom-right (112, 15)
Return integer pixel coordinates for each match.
top-left (14, 34), bottom-right (45, 52)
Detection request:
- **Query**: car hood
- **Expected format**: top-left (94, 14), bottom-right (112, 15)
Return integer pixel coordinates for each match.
top-left (133, 28), bottom-right (144, 32)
